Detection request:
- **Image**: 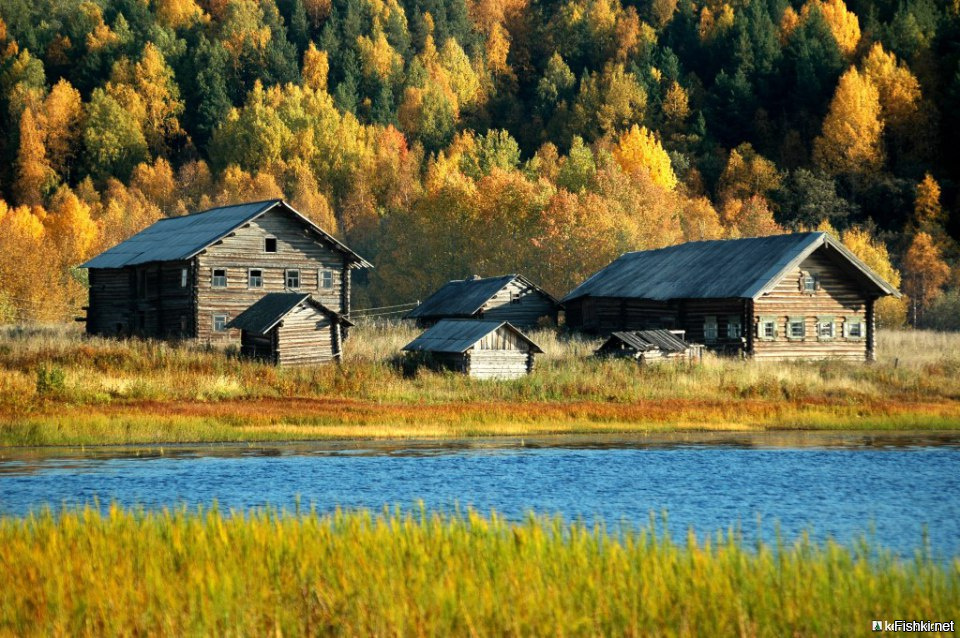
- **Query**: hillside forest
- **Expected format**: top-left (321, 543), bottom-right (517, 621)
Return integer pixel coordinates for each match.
top-left (0, 0), bottom-right (959, 328)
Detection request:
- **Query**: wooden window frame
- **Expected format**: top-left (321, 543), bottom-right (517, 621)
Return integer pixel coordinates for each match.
top-left (726, 314), bottom-right (742, 339)
top-left (816, 316), bottom-right (836, 341)
top-left (844, 316), bottom-right (864, 340)
top-left (264, 237), bottom-right (278, 253)
top-left (758, 316), bottom-right (777, 341)
top-left (248, 268), bottom-right (263, 289)
top-left (285, 269), bottom-right (300, 290)
top-left (211, 268), bottom-right (227, 288)
top-left (180, 267), bottom-right (188, 288)
top-left (787, 317), bottom-right (805, 341)
top-left (212, 314), bottom-right (229, 333)
top-left (703, 316), bottom-right (718, 343)
top-left (800, 272), bottom-right (819, 294)
top-left (510, 292), bottom-right (521, 305)
top-left (319, 269), bottom-right (333, 290)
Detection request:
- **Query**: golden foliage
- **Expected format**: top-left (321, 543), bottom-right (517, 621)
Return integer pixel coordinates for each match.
top-left (813, 67), bottom-right (884, 177)
top-left (839, 226), bottom-right (907, 328)
top-left (612, 124), bottom-right (677, 191)
top-left (802, 0), bottom-right (860, 56)
top-left (153, 0), bottom-right (204, 28)
top-left (861, 43), bottom-right (921, 129)
top-left (40, 80), bottom-right (83, 180)
top-left (302, 44), bottom-right (330, 93)
top-left (15, 108), bottom-right (56, 206)
top-left (720, 195), bottom-right (782, 238)
top-left (903, 232), bottom-right (950, 320)
top-left (717, 143), bottom-right (782, 204)
top-left (662, 81), bottom-right (690, 127)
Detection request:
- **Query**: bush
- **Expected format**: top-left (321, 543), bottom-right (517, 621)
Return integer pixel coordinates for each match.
top-left (923, 289), bottom-right (960, 331)
top-left (35, 364), bottom-right (66, 396)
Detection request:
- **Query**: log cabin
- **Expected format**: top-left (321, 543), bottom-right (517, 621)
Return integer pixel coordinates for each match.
top-left (406, 274), bottom-right (559, 328)
top-left (227, 293), bottom-right (352, 366)
top-left (562, 232), bottom-right (900, 361)
top-left (402, 319), bottom-right (543, 379)
top-left (80, 199), bottom-right (371, 344)
top-left (595, 330), bottom-right (701, 364)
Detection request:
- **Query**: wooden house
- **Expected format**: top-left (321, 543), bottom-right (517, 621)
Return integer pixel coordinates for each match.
top-left (402, 319), bottom-right (543, 379)
top-left (406, 274), bottom-right (559, 328)
top-left (562, 232), bottom-right (900, 361)
top-left (595, 330), bottom-right (700, 364)
top-left (80, 199), bottom-right (371, 344)
top-left (226, 293), bottom-right (352, 366)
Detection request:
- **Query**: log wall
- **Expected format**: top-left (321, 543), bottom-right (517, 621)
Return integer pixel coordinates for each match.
top-left (274, 303), bottom-right (340, 366)
top-left (86, 269), bottom-right (133, 336)
top-left (480, 280), bottom-right (557, 327)
top-left (467, 350), bottom-right (532, 379)
top-left (196, 208), bottom-right (349, 343)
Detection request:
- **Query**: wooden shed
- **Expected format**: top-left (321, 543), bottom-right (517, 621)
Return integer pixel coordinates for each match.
top-left (402, 319), bottom-right (543, 379)
top-left (226, 293), bottom-right (353, 366)
top-left (562, 232), bottom-right (900, 361)
top-left (595, 330), bottom-right (701, 364)
top-left (406, 274), bottom-right (559, 328)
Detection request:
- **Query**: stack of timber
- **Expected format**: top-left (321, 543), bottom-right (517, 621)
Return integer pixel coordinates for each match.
top-left (402, 319), bottom-right (543, 379)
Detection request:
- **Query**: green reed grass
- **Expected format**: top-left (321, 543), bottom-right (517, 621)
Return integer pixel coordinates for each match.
top-left (0, 505), bottom-right (956, 636)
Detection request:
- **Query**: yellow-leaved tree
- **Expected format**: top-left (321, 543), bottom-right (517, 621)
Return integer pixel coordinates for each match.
top-left (861, 43), bottom-right (920, 129)
top-left (903, 232), bottom-right (950, 326)
top-left (839, 226), bottom-right (907, 328)
top-left (813, 67), bottom-right (884, 179)
top-left (612, 124), bottom-right (677, 190)
top-left (15, 108), bottom-right (56, 206)
top-left (802, 0), bottom-right (860, 57)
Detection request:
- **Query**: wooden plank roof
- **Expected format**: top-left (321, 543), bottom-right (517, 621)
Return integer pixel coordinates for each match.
top-left (226, 293), bottom-right (352, 335)
top-left (562, 232), bottom-right (901, 303)
top-left (603, 330), bottom-right (690, 353)
top-left (402, 319), bottom-right (543, 354)
top-left (407, 274), bottom-right (558, 319)
top-left (81, 199), bottom-right (372, 269)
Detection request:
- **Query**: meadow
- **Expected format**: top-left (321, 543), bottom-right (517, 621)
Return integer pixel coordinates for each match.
top-left (0, 505), bottom-right (957, 637)
top-left (0, 323), bottom-right (959, 446)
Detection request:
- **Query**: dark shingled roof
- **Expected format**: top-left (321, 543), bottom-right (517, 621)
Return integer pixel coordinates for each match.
top-left (562, 232), bottom-right (900, 303)
top-left (227, 293), bottom-right (352, 335)
top-left (402, 319), bottom-right (543, 354)
top-left (407, 274), bottom-right (558, 319)
top-left (601, 330), bottom-right (691, 354)
top-left (81, 199), bottom-right (371, 269)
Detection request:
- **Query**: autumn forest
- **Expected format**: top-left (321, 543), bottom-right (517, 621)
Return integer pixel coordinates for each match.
top-left (0, 0), bottom-right (958, 328)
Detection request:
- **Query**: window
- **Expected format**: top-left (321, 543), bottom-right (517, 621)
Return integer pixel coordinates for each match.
top-left (801, 273), bottom-right (818, 293)
top-left (845, 317), bottom-right (864, 340)
top-left (211, 269), bottom-right (227, 288)
top-left (248, 269), bottom-right (263, 289)
top-left (264, 237), bottom-right (277, 253)
top-left (758, 317), bottom-right (777, 340)
top-left (285, 269), bottom-right (300, 289)
top-left (703, 316), bottom-right (718, 342)
top-left (319, 269), bottom-right (333, 290)
top-left (817, 317), bottom-right (835, 340)
top-left (788, 317), bottom-right (805, 340)
top-left (213, 314), bottom-right (228, 332)
top-left (180, 267), bottom-right (188, 288)
top-left (727, 315), bottom-right (742, 339)
top-left (510, 292), bottom-right (521, 305)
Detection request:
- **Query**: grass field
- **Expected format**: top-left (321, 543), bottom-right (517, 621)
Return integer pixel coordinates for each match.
top-left (0, 323), bottom-right (959, 445)
top-left (0, 505), bottom-right (956, 636)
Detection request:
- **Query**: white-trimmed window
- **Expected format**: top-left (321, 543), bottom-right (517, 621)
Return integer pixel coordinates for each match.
top-left (180, 267), bottom-right (188, 288)
top-left (211, 269), bottom-right (227, 288)
top-left (845, 316), bottom-right (864, 340)
top-left (788, 317), bottom-right (805, 340)
top-left (264, 237), bottom-right (277, 253)
top-left (248, 269), bottom-right (263, 288)
top-left (285, 269), bottom-right (300, 289)
top-left (704, 316), bottom-right (718, 342)
top-left (817, 316), bottom-right (836, 340)
top-left (758, 317), bottom-right (777, 340)
top-left (319, 269), bottom-right (333, 290)
top-left (727, 315), bottom-right (742, 339)
top-left (213, 314), bottom-right (228, 332)
top-left (801, 272), bottom-right (819, 293)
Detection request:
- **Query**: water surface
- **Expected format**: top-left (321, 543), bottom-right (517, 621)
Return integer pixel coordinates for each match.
top-left (1, 431), bottom-right (958, 556)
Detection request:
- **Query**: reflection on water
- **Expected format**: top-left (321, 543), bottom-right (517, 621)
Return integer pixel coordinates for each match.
top-left (1, 431), bottom-right (959, 556)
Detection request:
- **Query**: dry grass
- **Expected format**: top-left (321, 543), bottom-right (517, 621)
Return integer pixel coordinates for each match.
top-left (1, 505), bottom-right (957, 636)
top-left (0, 322), bottom-right (958, 445)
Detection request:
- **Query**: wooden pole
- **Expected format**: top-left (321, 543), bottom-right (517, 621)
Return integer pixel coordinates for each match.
top-left (866, 298), bottom-right (876, 362)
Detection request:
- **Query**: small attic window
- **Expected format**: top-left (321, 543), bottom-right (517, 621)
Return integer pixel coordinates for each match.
top-left (264, 237), bottom-right (277, 253)
top-left (802, 273), bottom-right (818, 293)
top-left (510, 292), bottom-right (521, 304)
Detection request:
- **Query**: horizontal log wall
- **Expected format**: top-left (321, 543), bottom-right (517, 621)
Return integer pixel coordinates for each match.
top-left (467, 350), bottom-right (532, 379)
top-left (275, 304), bottom-right (339, 366)
top-left (481, 280), bottom-right (557, 327)
top-left (752, 249), bottom-right (869, 361)
top-left (87, 269), bottom-right (133, 336)
top-left (197, 209), bottom-right (348, 343)
top-left (568, 298), bottom-right (677, 334)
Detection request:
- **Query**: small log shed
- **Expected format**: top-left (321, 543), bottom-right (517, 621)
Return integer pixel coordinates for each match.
top-left (402, 319), bottom-right (543, 379)
top-left (595, 329), bottom-right (701, 363)
top-left (226, 292), bottom-right (353, 366)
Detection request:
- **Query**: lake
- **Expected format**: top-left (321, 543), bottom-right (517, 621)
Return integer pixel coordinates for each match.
top-left (1, 431), bottom-right (959, 557)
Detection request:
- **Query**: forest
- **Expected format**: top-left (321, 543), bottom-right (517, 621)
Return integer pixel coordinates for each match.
top-left (0, 0), bottom-right (958, 328)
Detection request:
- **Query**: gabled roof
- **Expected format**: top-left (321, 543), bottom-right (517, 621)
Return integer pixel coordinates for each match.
top-left (562, 232), bottom-right (900, 303)
top-left (402, 319), bottom-right (543, 354)
top-left (226, 293), bottom-right (353, 335)
top-left (602, 330), bottom-right (690, 354)
top-left (81, 199), bottom-right (372, 269)
top-left (406, 274), bottom-right (559, 319)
